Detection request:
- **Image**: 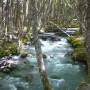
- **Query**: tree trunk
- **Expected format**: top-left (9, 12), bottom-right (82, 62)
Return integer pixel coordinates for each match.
top-left (78, 0), bottom-right (87, 34)
top-left (31, 0), bottom-right (52, 90)
top-left (85, 0), bottom-right (90, 82)
top-left (32, 25), bottom-right (52, 90)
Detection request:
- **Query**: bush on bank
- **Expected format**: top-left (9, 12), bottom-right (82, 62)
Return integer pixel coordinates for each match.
top-left (0, 41), bottom-right (19, 58)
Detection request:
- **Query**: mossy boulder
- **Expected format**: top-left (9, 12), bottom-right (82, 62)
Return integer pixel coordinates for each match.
top-left (67, 36), bottom-right (84, 48)
top-left (67, 36), bottom-right (87, 63)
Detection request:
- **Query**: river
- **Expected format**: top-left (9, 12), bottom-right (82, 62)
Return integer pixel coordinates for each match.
top-left (0, 36), bottom-right (87, 90)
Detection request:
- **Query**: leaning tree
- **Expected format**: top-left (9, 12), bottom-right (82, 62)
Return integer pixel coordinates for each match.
top-left (27, 0), bottom-right (52, 90)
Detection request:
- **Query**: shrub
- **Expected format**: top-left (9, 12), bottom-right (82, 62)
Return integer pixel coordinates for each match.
top-left (0, 41), bottom-right (19, 58)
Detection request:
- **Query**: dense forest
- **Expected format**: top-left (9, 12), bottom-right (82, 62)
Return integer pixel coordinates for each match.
top-left (0, 0), bottom-right (90, 90)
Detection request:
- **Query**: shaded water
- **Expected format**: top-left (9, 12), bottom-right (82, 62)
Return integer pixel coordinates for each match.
top-left (0, 37), bottom-right (87, 90)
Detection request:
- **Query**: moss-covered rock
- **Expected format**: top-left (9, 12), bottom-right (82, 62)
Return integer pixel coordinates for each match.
top-left (72, 48), bottom-right (87, 63)
top-left (67, 36), bottom-right (84, 48)
top-left (67, 36), bottom-right (87, 64)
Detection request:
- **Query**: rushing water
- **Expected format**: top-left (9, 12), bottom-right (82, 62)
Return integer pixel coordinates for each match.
top-left (0, 37), bottom-right (87, 90)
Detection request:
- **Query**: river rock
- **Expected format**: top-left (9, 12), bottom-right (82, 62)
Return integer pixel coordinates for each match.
top-left (65, 51), bottom-right (73, 56)
top-left (23, 74), bottom-right (33, 82)
top-left (20, 53), bottom-right (28, 58)
top-left (48, 36), bottom-right (61, 41)
top-left (43, 54), bottom-right (47, 59)
top-left (50, 75), bottom-right (61, 79)
top-left (39, 33), bottom-right (61, 41)
top-left (0, 60), bottom-right (16, 73)
top-left (0, 56), bottom-right (20, 73)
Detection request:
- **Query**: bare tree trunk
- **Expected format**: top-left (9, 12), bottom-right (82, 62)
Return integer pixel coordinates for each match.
top-left (78, 0), bottom-right (87, 34)
top-left (31, 0), bottom-right (52, 90)
top-left (32, 25), bottom-right (52, 90)
top-left (85, 0), bottom-right (90, 82)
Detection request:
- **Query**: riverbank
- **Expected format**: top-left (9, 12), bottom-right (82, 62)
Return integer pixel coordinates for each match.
top-left (76, 82), bottom-right (90, 90)
top-left (67, 36), bottom-right (87, 64)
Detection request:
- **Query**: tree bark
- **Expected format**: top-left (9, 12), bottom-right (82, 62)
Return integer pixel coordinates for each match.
top-left (31, 0), bottom-right (52, 90)
top-left (85, 0), bottom-right (90, 82)
top-left (78, 0), bottom-right (87, 34)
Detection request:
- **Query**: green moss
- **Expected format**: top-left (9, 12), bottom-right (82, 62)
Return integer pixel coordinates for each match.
top-left (20, 35), bottom-right (28, 44)
top-left (67, 36), bottom-right (87, 63)
top-left (67, 36), bottom-right (84, 48)
top-left (72, 48), bottom-right (87, 63)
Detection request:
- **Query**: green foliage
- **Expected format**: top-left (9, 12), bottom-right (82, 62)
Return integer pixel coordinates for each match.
top-left (0, 41), bottom-right (19, 58)
top-left (20, 35), bottom-right (29, 44)
top-left (0, 48), bottom-right (8, 57)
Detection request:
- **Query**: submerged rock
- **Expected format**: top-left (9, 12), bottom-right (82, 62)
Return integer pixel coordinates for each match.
top-left (23, 74), bottom-right (33, 82)
top-left (43, 54), bottom-right (47, 59)
top-left (65, 51), bottom-right (73, 56)
top-left (50, 75), bottom-right (61, 79)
